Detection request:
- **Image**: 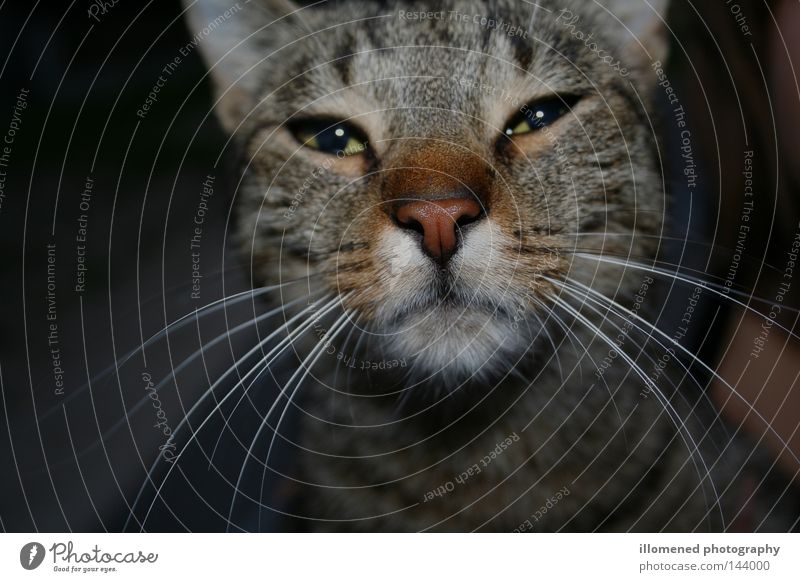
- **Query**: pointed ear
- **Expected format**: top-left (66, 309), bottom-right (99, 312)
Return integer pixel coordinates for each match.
top-left (600, 0), bottom-right (670, 73)
top-left (182, 0), bottom-right (301, 133)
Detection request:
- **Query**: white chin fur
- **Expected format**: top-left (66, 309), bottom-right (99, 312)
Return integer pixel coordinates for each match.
top-left (371, 218), bottom-right (527, 380)
top-left (378, 308), bottom-right (525, 382)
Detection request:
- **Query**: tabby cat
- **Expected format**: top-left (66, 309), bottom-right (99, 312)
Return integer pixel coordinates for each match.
top-left (182, 0), bottom-right (782, 531)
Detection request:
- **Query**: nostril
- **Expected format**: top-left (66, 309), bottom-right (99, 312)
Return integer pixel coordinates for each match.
top-left (394, 213), bottom-right (425, 236)
top-left (455, 207), bottom-right (484, 229)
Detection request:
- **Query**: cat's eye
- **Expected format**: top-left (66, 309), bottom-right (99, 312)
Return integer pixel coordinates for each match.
top-left (502, 95), bottom-right (581, 137)
top-left (288, 118), bottom-right (369, 156)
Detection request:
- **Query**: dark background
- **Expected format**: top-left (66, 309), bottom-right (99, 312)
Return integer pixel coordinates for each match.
top-left (0, 0), bottom-right (797, 531)
top-left (0, 0), bottom-right (303, 531)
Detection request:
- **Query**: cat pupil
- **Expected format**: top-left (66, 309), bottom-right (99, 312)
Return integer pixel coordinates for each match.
top-left (315, 124), bottom-right (352, 152)
top-left (503, 96), bottom-right (578, 137)
top-left (290, 119), bottom-right (367, 156)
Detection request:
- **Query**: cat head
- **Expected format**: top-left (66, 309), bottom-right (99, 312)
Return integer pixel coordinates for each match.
top-left (185, 0), bottom-right (670, 382)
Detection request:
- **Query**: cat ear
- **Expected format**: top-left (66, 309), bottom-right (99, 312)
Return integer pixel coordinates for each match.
top-left (182, 0), bottom-right (302, 133)
top-left (599, 0), bottom-right (670, 72)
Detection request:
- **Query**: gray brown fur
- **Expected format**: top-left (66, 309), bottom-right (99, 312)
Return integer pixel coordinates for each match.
top-left (185, 0), bottom-right (759, 531)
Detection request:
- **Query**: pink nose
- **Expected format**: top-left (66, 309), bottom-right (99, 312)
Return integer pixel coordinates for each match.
top-left (394, 198), bottom-right (483, 262)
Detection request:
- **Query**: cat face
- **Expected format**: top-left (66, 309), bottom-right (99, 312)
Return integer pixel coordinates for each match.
top-left (187, 0), bottom-right (669, 381)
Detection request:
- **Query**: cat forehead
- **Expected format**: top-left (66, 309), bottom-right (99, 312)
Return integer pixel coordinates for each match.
top-left (186, 0), bottom-right (668, 133)
top-left (306, 0), bottom-right (549, 76)
top-left (277, 1), bottom-right (574, 113)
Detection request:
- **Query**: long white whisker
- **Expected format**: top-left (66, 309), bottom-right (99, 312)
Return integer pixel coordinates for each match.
top-left (205, 296), bottom-right (337, 467)
top-left (555, 277), bottom-right (715, 401)
top-left (127, 297), bottom-right (338, 532)
top-left (345, 314), bottom-right (371, 422)
top-left (65, 295), bottom-right (312, 469)
top-left (550, 275), bottom-right (800, 528)
top-left (226, 299), bottom-right (352, 531)
top-left (552, 275), bottom-right (800, 467)
top-left (529, 295), bottom-right (582, 360)
top-left (263, 310), bottom-right (353, 467)
top-left (550, 279), bottom-right (720, 524)
top-left (256, 310), bottom-right (352, 530)
top-left (564, 246), bottom-right (796, 307)
top-left (553, 279), bottom-right (710, 415)
top-left (332, 309), bottom-right (363, 392)
top-left (43, 277), bottom-right (321, 422)
top-left (527, 309), bottom-right (566, 382)
top-left (546, 292), bottom-right (723, 527)
top-left (528, 295), bottom-right (626, 432)
top-left (168, 294), bottom-right (339, 471)
top-left (125, 294), bottom-right (339, 531)
top-left (574, 253), bottom-right (800, 340)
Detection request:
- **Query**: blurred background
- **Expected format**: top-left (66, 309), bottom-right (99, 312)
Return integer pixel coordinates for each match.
top-left (0, 0), bottom-right (303, 531)
top-left (0, 0), bottom-right (797, 531)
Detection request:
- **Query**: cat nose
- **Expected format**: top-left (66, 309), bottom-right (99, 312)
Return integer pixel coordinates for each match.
top-left (393, 197), bottom-right (483, 263)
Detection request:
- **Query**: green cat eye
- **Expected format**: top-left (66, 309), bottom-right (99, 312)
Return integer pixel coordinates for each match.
top-left (503, 95), bottom-right (581, 137)
top-left (288, 118), bottom-right (369, 156)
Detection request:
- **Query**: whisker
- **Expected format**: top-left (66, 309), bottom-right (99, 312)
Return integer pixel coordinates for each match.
top-left (554, 278), bottom-right (711, 404)
top-left (548, 275), bottom-right (800, 528)
top-left (527, 309), bottom-right (566, 382)
top-left (549, 279), bottom-right (721, 524)
top-left (179, 294), bottom-right (339, 477)
top-left (205, 296), bottom-right (336, 468)
top-left (522, 244), bottom-right (794, 310)
top-left (227, 301), bottom-right (353, 531)
top-left (545, 292), bottom-right (722, 525)
top-left (554, 235), bottom-right (798, 282)
top-left (528, 295), bottom-right (585, 366)
top-left (529, 294), bottom-right (630, 443)
top-left (48, 295), bottom-right (313, 472)
top-left (531, 297), bottom-right (628, 424)
top-left (574, 253), bottom-right (800, 335)
top-left (42, 275), bottom-right (324, 422)
top-left (256, 310), bottom-right (353, 530)
top-left (332, 309), bottom-right (363, 393)
top-left (125, 294), bottom-right (342, 531)
top-left (345, 313), bottom-right (371, 422)
top-left (552, 275), bottom-right (800, 465)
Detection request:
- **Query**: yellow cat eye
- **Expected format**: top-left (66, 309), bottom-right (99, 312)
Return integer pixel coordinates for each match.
top-left (289, 119), bottom-right (369, 157)
top-left (503, 95), bottom-right (581, 137)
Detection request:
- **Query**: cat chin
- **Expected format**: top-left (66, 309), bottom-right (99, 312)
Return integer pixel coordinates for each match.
top-left (376, 308), bottom-right (528, 382)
